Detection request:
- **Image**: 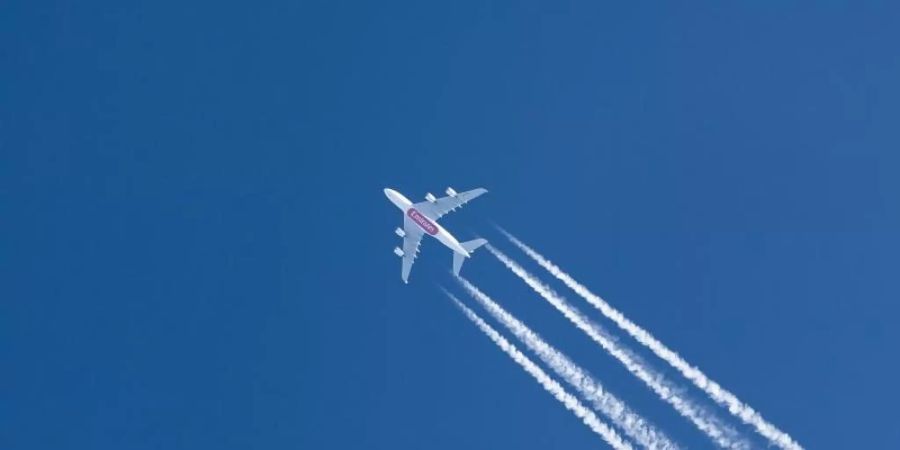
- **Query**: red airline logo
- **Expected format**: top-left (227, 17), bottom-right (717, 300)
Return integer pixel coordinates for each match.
top-left (407, 208), bottom-right (438, 235)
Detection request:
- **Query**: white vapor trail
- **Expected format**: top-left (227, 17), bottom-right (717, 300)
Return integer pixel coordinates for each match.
top-left (499, 228), bottom-right (803, 450)
top-left (446, 292), bottom-right (633, 450)
top-left (487, 244), bottom-right (749, 450)
top-left (456, 279), bottom-right (678, 450)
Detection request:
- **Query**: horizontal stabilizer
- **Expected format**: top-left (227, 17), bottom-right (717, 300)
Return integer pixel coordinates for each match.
top-left (453, 238), bottom-right (488, 276)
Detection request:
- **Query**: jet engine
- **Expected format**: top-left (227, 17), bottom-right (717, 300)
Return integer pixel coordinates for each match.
top-left (425, 192), bottom-right (437, 203)
top-left (393, 247), bottom-right (405, 257)
top-left (445, 187), bottom-right (457, 197)
top-left (395, 227), bottom-right (405, 238)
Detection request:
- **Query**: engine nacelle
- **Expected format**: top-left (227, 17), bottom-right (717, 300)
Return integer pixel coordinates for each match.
top-left (425, 192), bottom-right (437, 203)
top-left (395, 227), bottom-right (406, 238)
top-left (393, 247), bottom-right (405, 257)
top-left (445, 187), bottom-right (457, 197)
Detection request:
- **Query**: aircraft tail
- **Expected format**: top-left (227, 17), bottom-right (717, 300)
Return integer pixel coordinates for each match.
top-left (453, 239), bottom-right (488, 276)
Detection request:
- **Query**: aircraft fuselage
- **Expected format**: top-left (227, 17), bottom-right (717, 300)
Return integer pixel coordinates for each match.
top-left (384, 188), bottom-right (469, 257)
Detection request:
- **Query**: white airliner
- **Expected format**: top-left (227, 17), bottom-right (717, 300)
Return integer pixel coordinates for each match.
top-left (384, 187), bottom-right (488, 283)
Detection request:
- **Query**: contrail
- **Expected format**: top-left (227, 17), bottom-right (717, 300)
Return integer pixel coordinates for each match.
top-left (455, 280), bottom-right (678, 450)
top-left (499, 228), bottom-right (803, 450)
top-left (446, 292), bottom-right (633, 450)
top-left (486, 244), bottom-right (749, 450)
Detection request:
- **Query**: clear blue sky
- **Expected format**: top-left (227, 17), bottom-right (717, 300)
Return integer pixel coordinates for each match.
top-left (3, 2), bottom-right (899, 449)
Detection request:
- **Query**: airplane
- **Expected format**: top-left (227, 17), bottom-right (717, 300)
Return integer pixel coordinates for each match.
top-left (384, 187), bottom-right (488, 283)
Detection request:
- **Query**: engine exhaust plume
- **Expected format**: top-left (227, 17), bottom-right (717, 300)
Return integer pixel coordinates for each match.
top-left (487, 244), bottom-right (749, 450)
top-left (498, 228), bottom-right (803, 450)
top-left (445, 291), bottom-right (633, 450)
top-left (455, 279), bottom-right (678, 450)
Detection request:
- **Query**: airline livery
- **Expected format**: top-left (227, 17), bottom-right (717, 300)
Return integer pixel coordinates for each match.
top-left (384, 187), bottom-right (488, 283)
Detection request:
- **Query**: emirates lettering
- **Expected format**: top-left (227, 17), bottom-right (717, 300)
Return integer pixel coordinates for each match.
top-left (407, 209), bottom-right (438, 235)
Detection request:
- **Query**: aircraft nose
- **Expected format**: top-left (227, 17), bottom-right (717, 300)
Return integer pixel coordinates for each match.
top-left (384, 188), bottom-right (403, 202)
top-left (384, 188), bottom-right (409, 210)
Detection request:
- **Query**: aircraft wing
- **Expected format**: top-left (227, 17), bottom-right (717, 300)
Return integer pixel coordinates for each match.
top-left (414, 188), bottom-right (487, 220)
top-left (400, 215), bottom-right (425, 283)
